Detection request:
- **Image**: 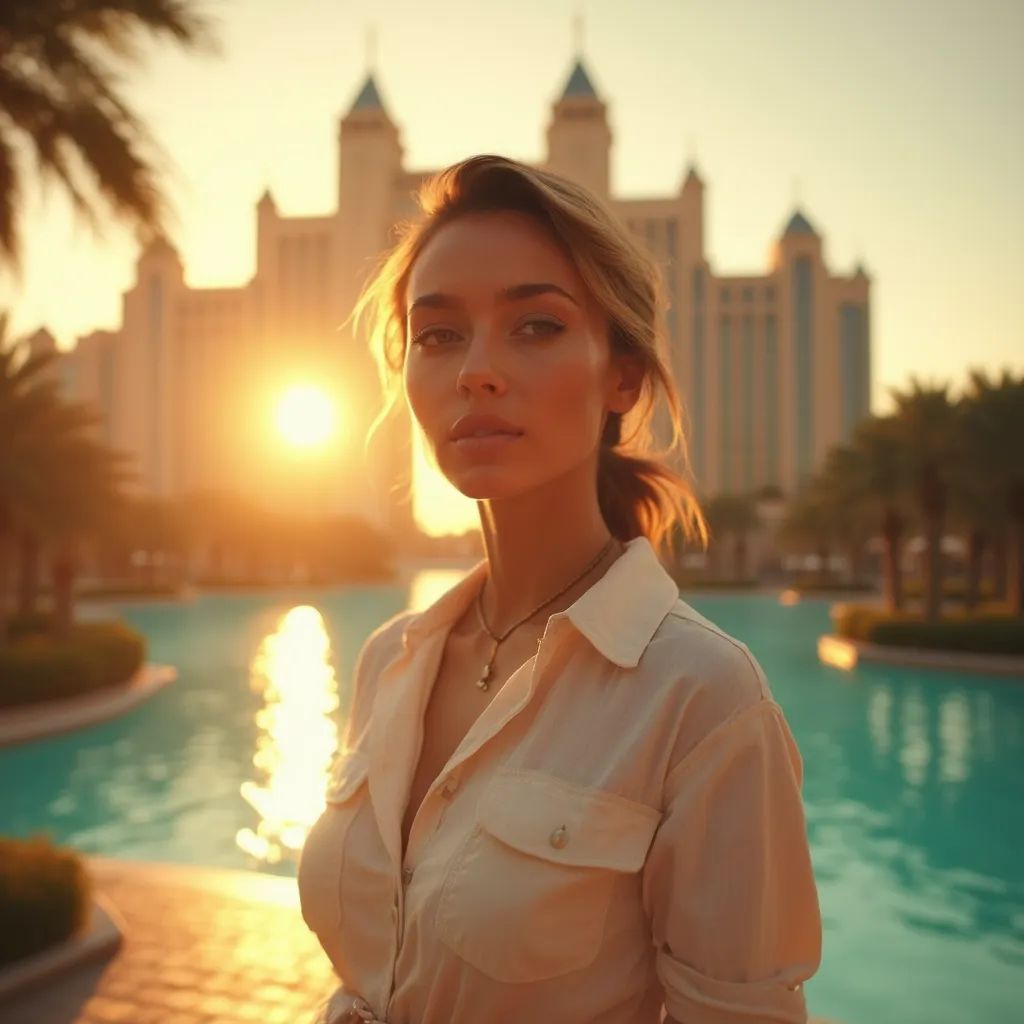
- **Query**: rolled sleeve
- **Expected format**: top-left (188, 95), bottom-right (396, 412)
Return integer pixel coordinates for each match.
top-left (641, 699), bottom-right (822, 1024)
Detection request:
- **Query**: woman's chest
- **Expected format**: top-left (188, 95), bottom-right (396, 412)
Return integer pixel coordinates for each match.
top-left (401, 629), bottom-right (542, 860)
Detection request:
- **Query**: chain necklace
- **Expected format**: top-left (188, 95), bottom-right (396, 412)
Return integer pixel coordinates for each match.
top-left (472, 536), bottom-right (619, 691)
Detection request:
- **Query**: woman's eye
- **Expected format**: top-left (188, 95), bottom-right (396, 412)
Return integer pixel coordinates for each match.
top-left (411, 326), bottom-right (459, 347)
top-left (517, 318), bottom-right (564, 337)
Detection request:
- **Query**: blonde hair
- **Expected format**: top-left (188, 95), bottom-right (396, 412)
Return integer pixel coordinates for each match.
top-left (350, 154), bottom-right (708, 563)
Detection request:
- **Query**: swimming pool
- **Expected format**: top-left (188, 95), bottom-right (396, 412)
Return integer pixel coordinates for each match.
top-left (0, 578), bottom-right (1021, 1024)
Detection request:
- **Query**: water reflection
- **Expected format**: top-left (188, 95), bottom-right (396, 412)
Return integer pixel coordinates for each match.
top-left (237, 605), bottom-right (340, 864)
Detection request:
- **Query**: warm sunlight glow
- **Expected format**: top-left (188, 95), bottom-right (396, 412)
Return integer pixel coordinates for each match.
top-left (412, 426), bottom-right (477, 536)
top-left (275, 385), bottom-right (337, 449)
top-left (237, 605), bottom-right (340, 864)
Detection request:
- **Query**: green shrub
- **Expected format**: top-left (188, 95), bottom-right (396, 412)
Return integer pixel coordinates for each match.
top-left (0, 835), bottom-right (91, 969)
top-left (904, 578), bottom-right (997, 601)
top-left (793, 576), bottom-right (875, 593)
top-left (0, 620), bottom-right (146, 709)
top-left (832, 602), bottom-right (1024, 655)
top-left (5, 609), bottom-right (55, 641)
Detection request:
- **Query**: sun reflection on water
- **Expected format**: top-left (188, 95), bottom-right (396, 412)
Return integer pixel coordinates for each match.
top-left (236, 605), bottom-right (340, 864)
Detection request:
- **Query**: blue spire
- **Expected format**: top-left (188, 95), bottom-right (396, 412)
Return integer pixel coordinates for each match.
top-left (784, 209), bottom-right (817, 236)
top-left (561, 59), bottom-right (598, 99)
top-left (349, 73), bottom-right (384, 113)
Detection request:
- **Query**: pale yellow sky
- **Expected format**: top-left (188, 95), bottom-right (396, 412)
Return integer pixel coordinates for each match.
top-left (3, 0), bottom-right (1022, 416)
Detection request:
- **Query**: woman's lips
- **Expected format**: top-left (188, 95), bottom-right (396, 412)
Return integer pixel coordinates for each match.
top-left (451, 432), bottom-right (523, 456)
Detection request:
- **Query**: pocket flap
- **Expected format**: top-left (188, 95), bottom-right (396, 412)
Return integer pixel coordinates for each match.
top-left (325, 748), bottom-right (369, 804)
top-left (477, 767), bottom-right (661, 872)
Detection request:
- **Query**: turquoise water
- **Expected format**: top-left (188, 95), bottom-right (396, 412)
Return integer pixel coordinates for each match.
top-left (0, 583), bottom-right (1021, 1024)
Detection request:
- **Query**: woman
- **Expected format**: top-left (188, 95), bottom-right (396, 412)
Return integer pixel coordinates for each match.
top-left (298, 155), bottom-right (822, 1024)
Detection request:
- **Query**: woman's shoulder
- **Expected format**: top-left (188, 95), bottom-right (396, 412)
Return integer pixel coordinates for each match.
top-left (642, 596), bottom-right (776, 740)
top-left (359, 609), bottom-right (419, 667)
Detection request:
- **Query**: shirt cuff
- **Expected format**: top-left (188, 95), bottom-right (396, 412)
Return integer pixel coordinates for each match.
top-left (658, 946), bottom-right (809, 1024)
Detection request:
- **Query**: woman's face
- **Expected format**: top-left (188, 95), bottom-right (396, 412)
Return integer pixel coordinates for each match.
top-left (402, 209), bottom-right (638, 501)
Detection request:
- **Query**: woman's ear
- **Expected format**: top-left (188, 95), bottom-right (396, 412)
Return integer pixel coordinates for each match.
top-left (607, 351), bottom-right (645, 415)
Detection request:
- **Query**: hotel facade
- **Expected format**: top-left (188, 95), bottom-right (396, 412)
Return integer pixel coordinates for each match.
top-left (46, 57), bottom-right (871, 546)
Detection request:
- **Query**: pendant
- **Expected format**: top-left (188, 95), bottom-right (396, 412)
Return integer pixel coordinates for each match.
top-left (477, 661), bottom-right (492, 691)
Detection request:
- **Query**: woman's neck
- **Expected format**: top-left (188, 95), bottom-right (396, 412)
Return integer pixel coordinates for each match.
top-left (475, 461), bottom-right (624, 634)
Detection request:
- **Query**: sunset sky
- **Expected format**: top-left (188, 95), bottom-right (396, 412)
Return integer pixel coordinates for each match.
top-left (2, 0), bottom-right (1022, 417)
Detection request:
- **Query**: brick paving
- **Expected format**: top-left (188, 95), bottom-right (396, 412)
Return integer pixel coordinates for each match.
top-left (2, 856), bottom-right (843, 1024)
top-left (2, 856), bottom-right (336, 1024)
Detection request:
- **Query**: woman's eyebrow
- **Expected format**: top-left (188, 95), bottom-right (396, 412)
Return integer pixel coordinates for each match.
top-left (408, 282), bottom-right (580, 313)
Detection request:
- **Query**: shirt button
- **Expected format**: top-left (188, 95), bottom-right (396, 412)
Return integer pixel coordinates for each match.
top-left (549, 825), bottom-right (569, 849)
top-left (441, 775), bottom-right (459, 798)
top-left (402, 865), bottom-right (414, 885)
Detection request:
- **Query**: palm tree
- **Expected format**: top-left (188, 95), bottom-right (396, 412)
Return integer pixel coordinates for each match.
top-left (958, 369), bottom-right (1024, 616)
top-left (888, 379), bottom-right (962, 621)
top-left (803, 446), bottom-right (875, 588)
top-left (848, 415), bottom-right (914, 613)
top-left (778, 485), bottom-right (833, 585)
top-left (0, 317), bottom-right (134, 638)
top-left (0, 0), bottom-right (219, 271)
top-left (32, 433), bottom-right (133, 637)
top-left (704, 493), bottom-right (760, 581)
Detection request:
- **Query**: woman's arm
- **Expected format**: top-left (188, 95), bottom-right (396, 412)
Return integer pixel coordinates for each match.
top-left (641, 698), bottom-right (822, 1024)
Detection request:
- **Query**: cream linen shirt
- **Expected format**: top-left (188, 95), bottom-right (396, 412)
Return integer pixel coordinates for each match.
top-left (298, 535), bottom-right (822, 1024)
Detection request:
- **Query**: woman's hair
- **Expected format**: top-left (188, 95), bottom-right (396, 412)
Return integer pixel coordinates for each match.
top-left (349, 154), bottom-right (708, 563)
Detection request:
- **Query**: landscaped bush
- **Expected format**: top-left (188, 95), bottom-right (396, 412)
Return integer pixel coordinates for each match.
top-left (77, 582), bottom-right (182, 600)
top-left (792, 576), bottom-right (875, 594)
top-left (0, 620), bottom-right (146, 709)
top-left (831, 602), bottom-right (1024, 655)
top-left (0, 835), bottom-right (91, 970)
top-left (903, 578), bottom-right (997, 601)
top-left (5, 609), bottom-right (55, 641)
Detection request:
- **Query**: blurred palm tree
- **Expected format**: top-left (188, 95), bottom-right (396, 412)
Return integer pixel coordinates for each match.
top-left (704, 493), bottom-right (759, 581)
top-left (846, 415), bottom-right (914, 613)
top-left (0, 0), bottom-right (219, 271)
top-left (888, 378), bottom-right (962, 621)
top-left (28, 428), bottom-right (134, 637)
top-left (814, 445), bottom-right (875, 587)
top-left (958, 369), bottom-right (1024, 616)
top-left (778, 485), bottom-right (832, 584)
top-left (0, 314), bottom-right (134, 638)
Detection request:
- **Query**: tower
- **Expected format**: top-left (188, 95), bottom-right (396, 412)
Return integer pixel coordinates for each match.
top-left (545, 58), bottom-right (612, 199)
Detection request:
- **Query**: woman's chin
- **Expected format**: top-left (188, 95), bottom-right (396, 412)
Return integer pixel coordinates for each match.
top-left (445, 467), bottom-right (527, 501)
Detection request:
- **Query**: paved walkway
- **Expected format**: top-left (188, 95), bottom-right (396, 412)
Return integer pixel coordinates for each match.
top-left (3, 856), bottom-right (843, 1024)
top-left (2, 857), bottom-right (336, 1024)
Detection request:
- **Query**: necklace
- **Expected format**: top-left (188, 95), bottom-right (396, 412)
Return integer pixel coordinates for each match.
top-left (472, 536), bottom-right (619, 691)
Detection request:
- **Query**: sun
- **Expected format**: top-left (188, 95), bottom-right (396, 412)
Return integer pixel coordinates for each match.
top-left (275, 385), bottom-right (336, 449)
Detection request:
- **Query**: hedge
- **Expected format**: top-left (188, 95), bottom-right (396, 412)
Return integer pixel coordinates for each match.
top-left (832, 602), bottom-right (1024, 655)
top-left (0, 620), bottom-right (146, 709)
top-left (0, 835), bottom-right (91, 969)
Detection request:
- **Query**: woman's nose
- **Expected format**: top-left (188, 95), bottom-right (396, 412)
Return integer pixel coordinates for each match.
top-left (455, 335), bottom-right (506, 396)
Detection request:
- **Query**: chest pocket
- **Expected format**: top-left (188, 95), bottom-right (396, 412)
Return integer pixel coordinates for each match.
top-left (298, 747), bottom-right (370, 939)
top-left (434, 766), bottom-right (661, 984)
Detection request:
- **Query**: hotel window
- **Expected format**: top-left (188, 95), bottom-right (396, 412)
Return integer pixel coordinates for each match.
top-left (840, 304), bottom-right (869, 440)
top-left (692, 268), bottom-right (705, 304)
top-left (720, 287), bottom-right (731, 304)
top-left (764, 315), bottom-right (780, 486)
top-left (792, 258), bottom-right (814, 480)
top-left (765, 285), bottom-right (776, 302)
top-left (741, 316), bottom-right (755, 491)
top-left (691, 268), bottom-right (706, 483)
top-left (742, 286), bottom-right (754, 303)
top-left (720, 315), bottom-right (733, 492)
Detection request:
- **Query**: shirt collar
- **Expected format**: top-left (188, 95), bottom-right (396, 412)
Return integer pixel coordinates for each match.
top-left (400, 535), bottom-right (680, 669)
